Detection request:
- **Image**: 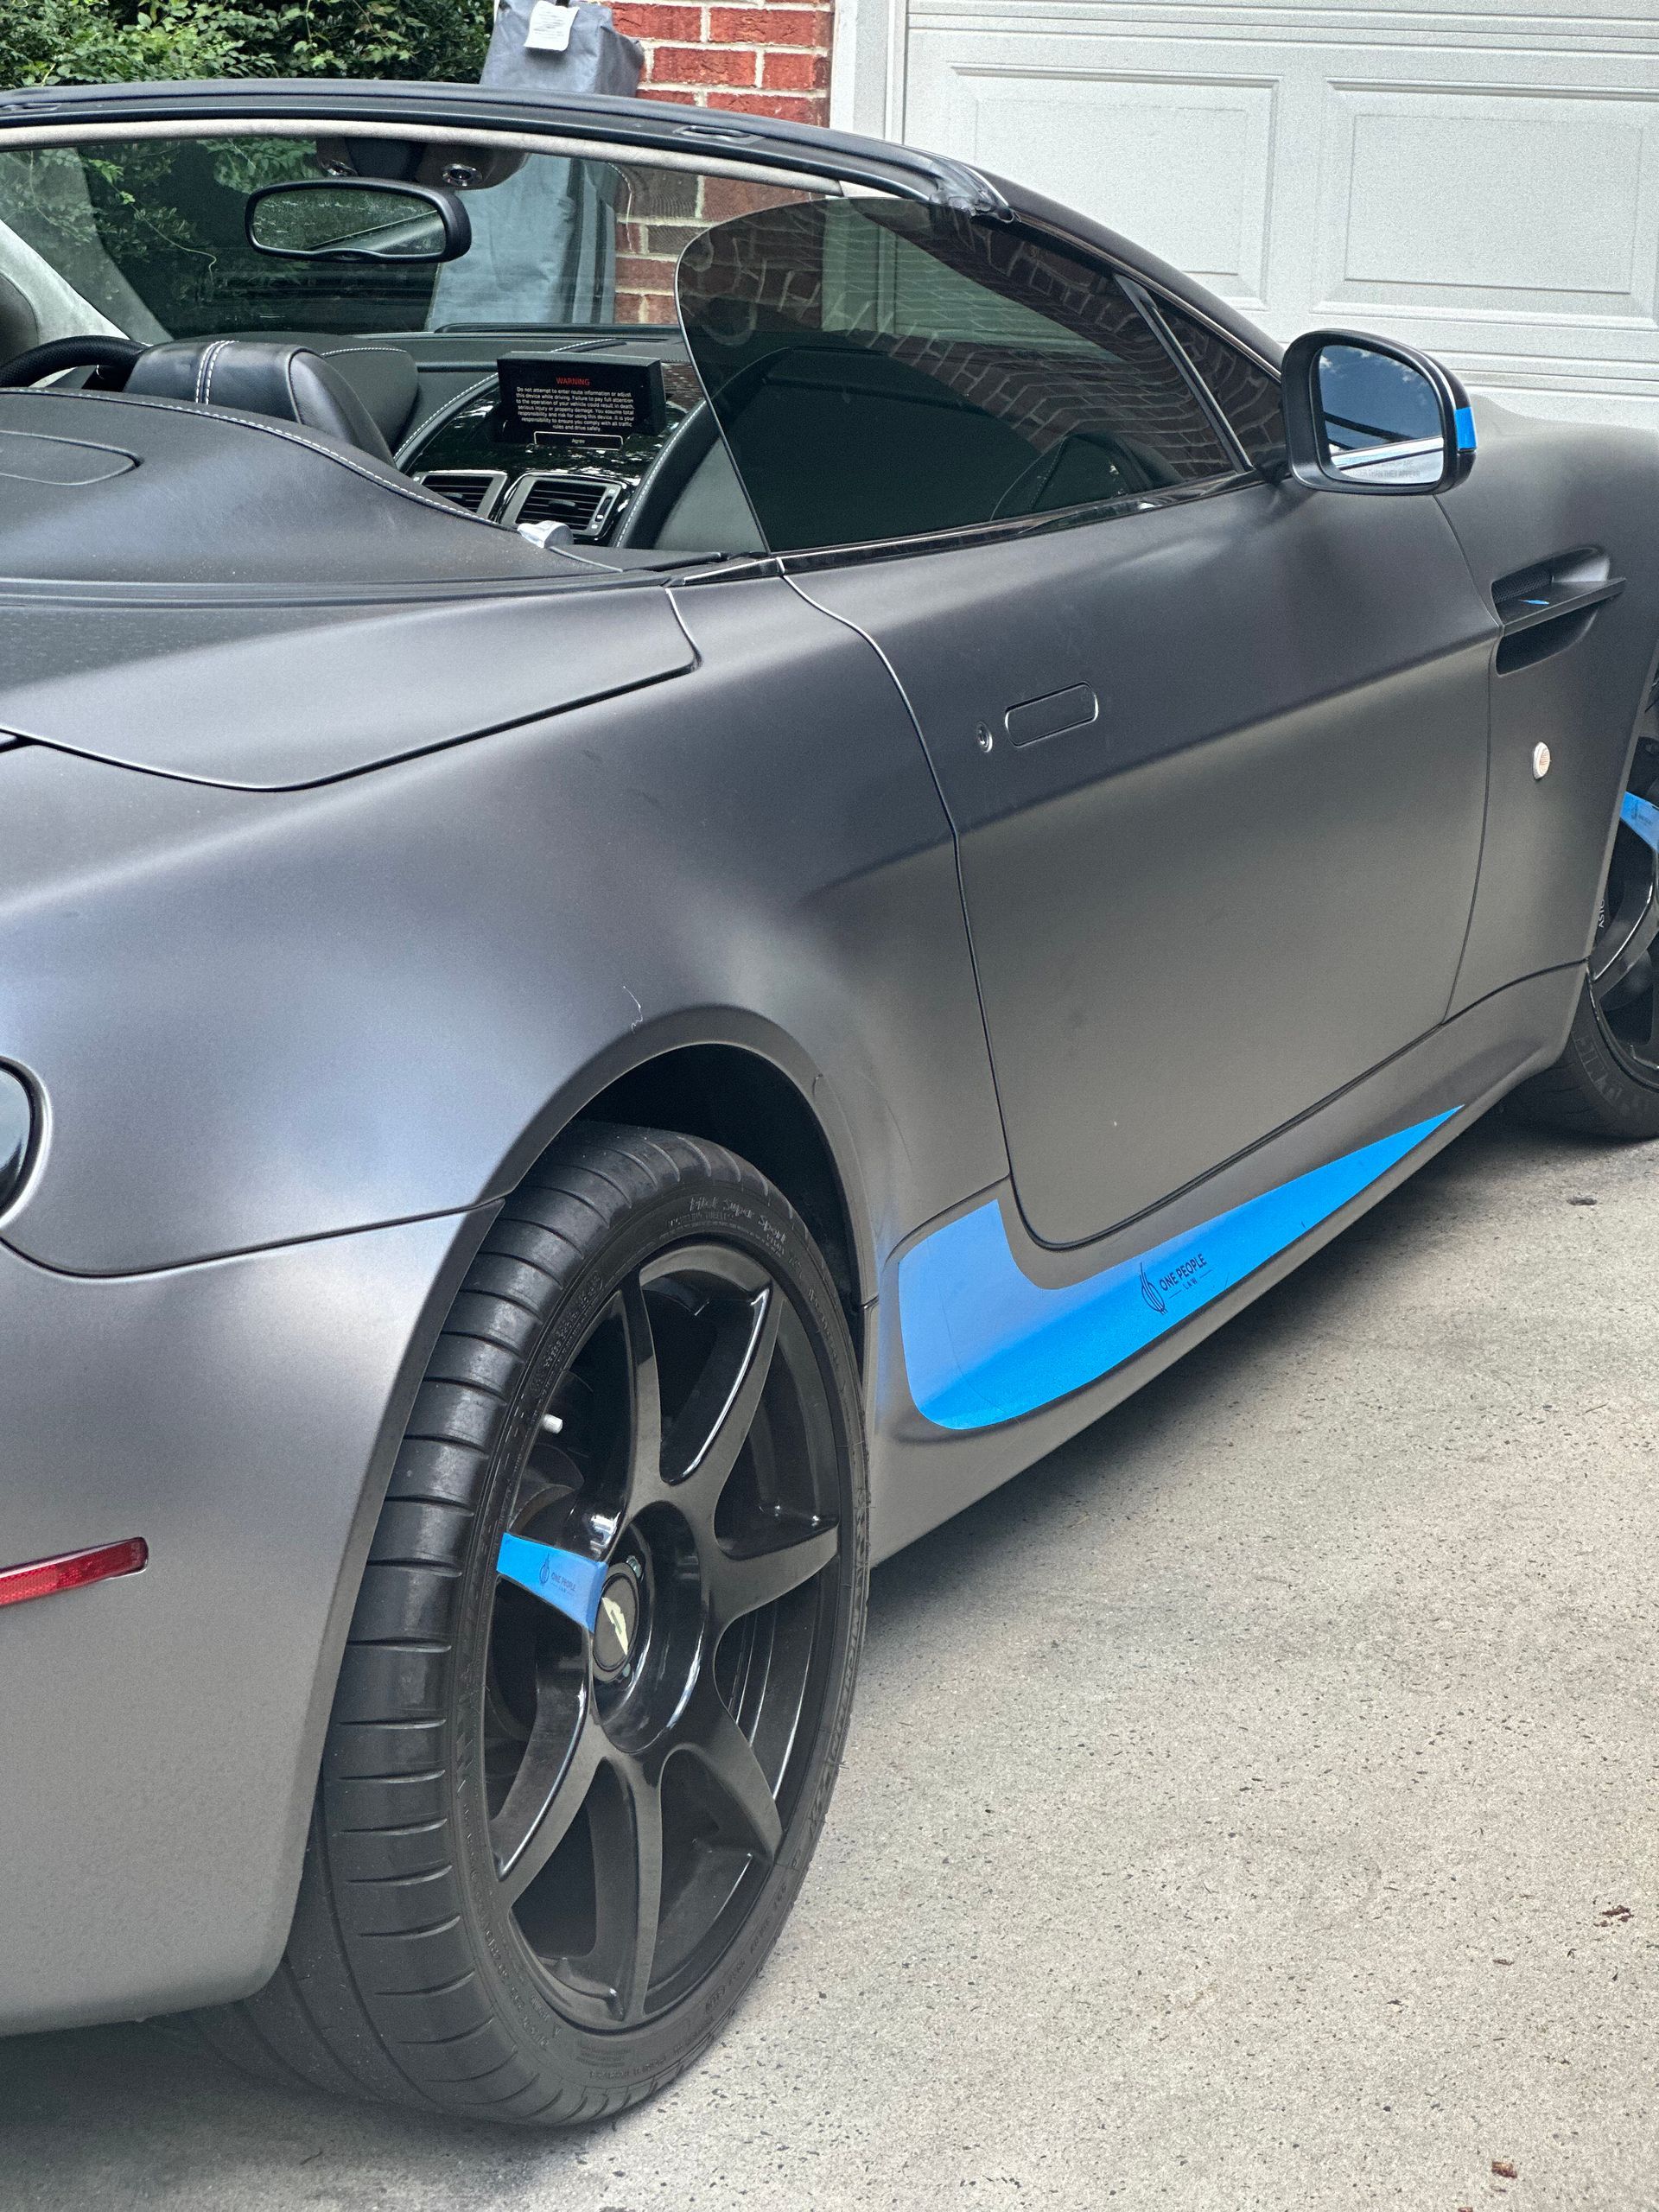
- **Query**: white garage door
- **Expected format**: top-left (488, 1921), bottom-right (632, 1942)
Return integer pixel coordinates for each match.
top-left (834, 0), bottom-right (1659, 428)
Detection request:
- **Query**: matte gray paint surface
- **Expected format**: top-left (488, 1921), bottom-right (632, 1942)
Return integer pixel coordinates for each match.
top-left (794, 483), bottom-right (1497, 1243)
top-left (0, 1209), bottom-right (481, 2028)
top-left (0, 576), bottom-right (1005, 1277)
top-left (0, 81), bottom-right (1655, 2040)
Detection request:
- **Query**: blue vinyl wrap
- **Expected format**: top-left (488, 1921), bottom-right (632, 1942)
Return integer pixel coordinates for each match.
top-left (898, 1111), bottom-right (1458, 1431)
top-left (1621, 791), bottom-right (1659, 852)
top-left (1453, 405), bottom-right (1477, 453)
top-left (496, 1530), bottom-right (607, 1631)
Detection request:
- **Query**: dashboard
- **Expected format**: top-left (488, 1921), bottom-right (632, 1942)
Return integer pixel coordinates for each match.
top-left (397, 330), bottom-right (708, 544)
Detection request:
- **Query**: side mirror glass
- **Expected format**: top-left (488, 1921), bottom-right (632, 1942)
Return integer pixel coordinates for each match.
top-left (245, 179), bottom-right (471, 264)
top-left (1281, 329), bottom-right (1474, 495)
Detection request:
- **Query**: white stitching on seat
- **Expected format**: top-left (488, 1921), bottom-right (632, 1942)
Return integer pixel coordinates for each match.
top-left (202, 339), bottom-right (231, 407)
top-left (394, 371), bottom-right (499, 467)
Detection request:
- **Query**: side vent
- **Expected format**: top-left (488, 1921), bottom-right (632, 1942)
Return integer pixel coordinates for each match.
top-left (417, 468), bottom-right (509, 518)
top-left (502, 473), bottom-right (627, 541)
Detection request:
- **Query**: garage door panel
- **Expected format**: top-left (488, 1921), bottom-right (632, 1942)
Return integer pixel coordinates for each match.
top-left (897, 2), bottom-right (1659, 425)
top-left (917, 60), bottom-right (1278, 302)
top-left (1318, 85), bottom-right (1659, 315)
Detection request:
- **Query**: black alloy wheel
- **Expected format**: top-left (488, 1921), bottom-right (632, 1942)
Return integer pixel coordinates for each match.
top-left (1587, 753), bottom-right (1659, 1080)
top-left (483, 1237), bottom-right (845, 2029)
top-left (197, 1123), bottom-right (868, 2123)
top-left (1517, 739), bottom-right (1659, 1138)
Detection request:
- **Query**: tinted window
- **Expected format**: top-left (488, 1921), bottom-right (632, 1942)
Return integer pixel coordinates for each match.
top-left (1157, 298), bottom-right (1284, 473)
top-left (677, 200), bottom-right (1234, 552)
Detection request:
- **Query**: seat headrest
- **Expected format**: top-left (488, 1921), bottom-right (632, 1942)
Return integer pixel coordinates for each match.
top-left (122, 339), bottom-right (394, 461)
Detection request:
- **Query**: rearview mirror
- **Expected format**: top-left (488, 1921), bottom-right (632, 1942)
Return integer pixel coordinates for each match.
top-left (245, 179), bottom-right (471, 264)
top-left (1281, 329), bottom-right (1474, 494)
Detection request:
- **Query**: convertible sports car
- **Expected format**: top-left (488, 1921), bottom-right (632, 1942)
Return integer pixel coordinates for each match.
top-left (1, 75), bottom-right (1655, 2126)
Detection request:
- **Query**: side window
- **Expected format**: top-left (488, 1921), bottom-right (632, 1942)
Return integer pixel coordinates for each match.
top-left (676, 199), bottom-right (1236, 554)
top-left (1155, 298), bottom-right (1285, 474)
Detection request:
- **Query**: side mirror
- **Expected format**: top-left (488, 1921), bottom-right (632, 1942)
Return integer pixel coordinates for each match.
top-left (245, 179), bottom-right (471, 264)
top-left (1281, 329), bottom-right (1474, 494)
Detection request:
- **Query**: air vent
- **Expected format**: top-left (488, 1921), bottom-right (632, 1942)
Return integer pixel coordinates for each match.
top-left (417, 468), bottom-right (508, 518)
top-left (503, 472), bottom-right (626, 540)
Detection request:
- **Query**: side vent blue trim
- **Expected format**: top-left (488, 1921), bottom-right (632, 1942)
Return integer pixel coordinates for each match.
top-left (1621, 791), bottom-right (1659, 852)
top-left (899, 1110), bottom-right (1458, 1431)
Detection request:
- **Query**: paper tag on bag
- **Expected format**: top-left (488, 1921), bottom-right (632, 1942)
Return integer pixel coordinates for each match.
top-left (524, 0), bottom-right (578, 50)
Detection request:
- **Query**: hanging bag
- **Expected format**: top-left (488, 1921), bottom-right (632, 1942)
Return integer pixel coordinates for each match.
top-left (429, 1), bottom-right (645, 328)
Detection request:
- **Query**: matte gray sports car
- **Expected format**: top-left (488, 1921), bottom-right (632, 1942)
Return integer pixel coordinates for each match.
top-left (2, 76), bottom-right (1655, 2124)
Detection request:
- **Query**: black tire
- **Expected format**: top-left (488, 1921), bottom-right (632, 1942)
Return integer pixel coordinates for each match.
top-left (194, 1122), bottom-right (868, 2124)
top-left (1516, 741), bottom-right (1659, 1141)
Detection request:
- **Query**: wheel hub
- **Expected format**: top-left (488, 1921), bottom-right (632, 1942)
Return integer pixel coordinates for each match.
top-left (592, 1563), bottom-right (642, 1679)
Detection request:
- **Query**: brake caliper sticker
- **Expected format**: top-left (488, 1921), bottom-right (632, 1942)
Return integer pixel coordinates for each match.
top-left (496, 1532), bottom-right (606, 1633)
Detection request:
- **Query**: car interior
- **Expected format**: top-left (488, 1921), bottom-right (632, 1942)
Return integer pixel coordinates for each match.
top-left (0, 125), bottom-right (1262, 582)
top-left (0, 130), bottom-right (800, 576)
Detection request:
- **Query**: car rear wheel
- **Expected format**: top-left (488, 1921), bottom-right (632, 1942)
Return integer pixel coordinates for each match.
top-left (195, 1122), bottom-right (868, 2123)
top-left (1515, 741), bottom-right (1659, 1140)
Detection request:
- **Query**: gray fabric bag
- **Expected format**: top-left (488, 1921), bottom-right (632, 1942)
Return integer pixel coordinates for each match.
top-left (429, 1), bottom-right (644, 330)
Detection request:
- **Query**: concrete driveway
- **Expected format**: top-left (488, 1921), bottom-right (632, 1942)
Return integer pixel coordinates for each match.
top-left (5, 1108), bottom-right (1657, 2212)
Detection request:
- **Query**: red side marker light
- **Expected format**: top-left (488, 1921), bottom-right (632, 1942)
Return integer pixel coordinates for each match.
top-left (0, 1538), bottom-right (149, 1610)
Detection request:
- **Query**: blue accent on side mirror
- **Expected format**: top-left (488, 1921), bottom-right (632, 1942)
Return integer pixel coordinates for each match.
top-left (1281, 327), bottom-right (1471, 495)
top-left (496, 1531), bottom-right (607, 1632)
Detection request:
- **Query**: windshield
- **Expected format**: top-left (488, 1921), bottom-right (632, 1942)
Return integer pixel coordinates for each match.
top-left (0, 133), bottom-right (822, 342)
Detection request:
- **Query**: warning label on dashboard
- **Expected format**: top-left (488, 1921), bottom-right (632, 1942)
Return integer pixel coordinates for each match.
top-left (498, 357), bottom-right (667, 444)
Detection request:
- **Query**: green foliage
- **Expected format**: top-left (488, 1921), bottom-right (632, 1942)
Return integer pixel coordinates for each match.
top-left (0, 0), bottom-right (492, 91)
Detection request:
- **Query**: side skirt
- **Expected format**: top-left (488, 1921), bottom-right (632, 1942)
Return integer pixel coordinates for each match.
top-left (866, 965), bottom-right (1580, 1561)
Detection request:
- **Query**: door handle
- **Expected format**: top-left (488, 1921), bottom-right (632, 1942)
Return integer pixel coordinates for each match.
top-left (1491, 551), bottom-right (1624, 676)
top-left (1004, 683), bottom-right (1099, 748)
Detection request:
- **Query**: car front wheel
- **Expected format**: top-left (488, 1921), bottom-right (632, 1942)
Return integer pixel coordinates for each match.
top-left (197, 1122), bottom-right (868, 2123)
top-left (1516, 740), bottom-right (1659, 1140)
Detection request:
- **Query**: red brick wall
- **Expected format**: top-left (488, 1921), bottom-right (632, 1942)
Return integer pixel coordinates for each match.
top-left (610, 0), bottom-right (834, 125)
top-left (607, 0), bottom-right (835, 324)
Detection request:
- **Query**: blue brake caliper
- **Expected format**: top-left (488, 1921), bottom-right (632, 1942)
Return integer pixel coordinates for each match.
top-left (496, 1531), bottom-right (606, 1633)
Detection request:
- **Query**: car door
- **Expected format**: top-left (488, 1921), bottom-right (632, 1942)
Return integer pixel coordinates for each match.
top-left (678, 199), bottom-right (1497, 1246)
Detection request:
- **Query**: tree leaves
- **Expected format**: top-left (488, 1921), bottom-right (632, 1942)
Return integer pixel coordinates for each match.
top-left (0, 0), bottom-right (491, 91)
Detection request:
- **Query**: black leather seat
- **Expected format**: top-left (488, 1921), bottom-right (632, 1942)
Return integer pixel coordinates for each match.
top-left (122, 339), bottom-right (395, 461)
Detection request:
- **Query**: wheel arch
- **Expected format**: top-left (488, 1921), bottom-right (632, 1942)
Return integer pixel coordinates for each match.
top-left (576, 1046), bottom-right (866, 1343)
top-left (276, 1019), bottom-right (874, 2000)
top-left (477, 1009), bottom-right (876, 1342)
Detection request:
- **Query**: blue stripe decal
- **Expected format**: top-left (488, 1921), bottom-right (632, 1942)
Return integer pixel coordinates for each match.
top-left (1622, 791), bottom-right (1659, 852)
top-left (1453, 405), bottom-right (1477, 453)
top-left (496, 1532), bottom-right (606, 1632)
top-left (898, 1110), bottom-right (1459, 1432)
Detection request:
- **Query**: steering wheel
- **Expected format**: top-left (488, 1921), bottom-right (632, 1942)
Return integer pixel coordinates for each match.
top-left (0, 336), bottom-right (146, 390)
